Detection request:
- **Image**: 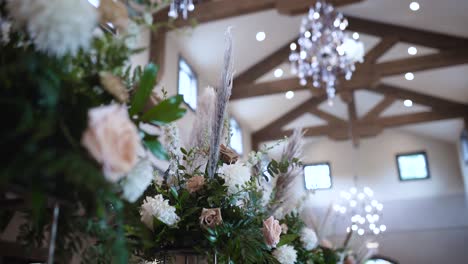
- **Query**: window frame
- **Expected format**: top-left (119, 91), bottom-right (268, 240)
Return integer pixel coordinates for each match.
top-left (228, 116), bottom-right (243, 155)
top-left (395, 151), bottom-right (430, 182)
top-left (303, 162), bottom-right (333, 191)
top-left (177, 55), bottom-right (198, 112)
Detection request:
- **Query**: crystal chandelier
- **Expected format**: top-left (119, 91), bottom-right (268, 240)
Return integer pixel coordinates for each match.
top-left (334, 187), bottom-right (386, 236)
top-left (168, 0), bottom-right (196, 20)
top-left (289, 1), bottom-right (364, 101)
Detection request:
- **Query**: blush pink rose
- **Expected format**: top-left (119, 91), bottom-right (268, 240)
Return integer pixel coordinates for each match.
top-left (186, 175), bottom-right (205, 193)
top-left (199, 208), bottom-right (223, 228)
top-left (82, 104), bottom-right (140, 182)
top-left (262, 216), bottom-right (282, 248)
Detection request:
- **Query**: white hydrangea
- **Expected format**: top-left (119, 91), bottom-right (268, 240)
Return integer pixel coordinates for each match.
top-left (121, 160), bottom-right (153, 203)
top-left (300, 227), bottom-right (318, 250)
top-left (7, 0), bottom-right (98, 57)
top-left (140, 194), bottom-right (180, 229)
top-left (273, 245), bottom-right (298, 264)
top-left (218, 162), bottom-right (251, 195)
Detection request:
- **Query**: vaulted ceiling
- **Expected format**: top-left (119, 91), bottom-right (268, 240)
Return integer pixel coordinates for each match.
top-left (153, 0), bottom-right (468, 145)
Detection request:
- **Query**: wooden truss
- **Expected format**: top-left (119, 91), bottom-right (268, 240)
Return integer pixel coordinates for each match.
top-left (150, 0), bottom-right (468, 148)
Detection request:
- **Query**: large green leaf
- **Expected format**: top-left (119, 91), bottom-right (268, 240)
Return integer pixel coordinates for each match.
top-left (141, 95), bottom-right (186, 124)
top-left (143, 139), bottom-right (169, 160)
top-left (130, 63), bottom-right (158, 116)
top-left (277, 234), bottom-right (298, 247)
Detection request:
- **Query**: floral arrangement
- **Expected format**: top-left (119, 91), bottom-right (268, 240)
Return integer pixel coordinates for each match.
top-left (114, 30), bottom-right (338, 264)
top-left (0, 0), bottom-right (352, 263)
top-left (0, 0), bottom-right (185, 263)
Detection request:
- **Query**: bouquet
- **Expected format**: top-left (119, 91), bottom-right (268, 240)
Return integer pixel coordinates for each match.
top-left (0, 0), bottom-right (185, 262)
top-left (123, 29), bottom-right (331, 264)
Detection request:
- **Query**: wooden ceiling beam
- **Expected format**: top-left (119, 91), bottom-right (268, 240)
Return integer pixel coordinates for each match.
top-left (346, 16), bottom-right (468, 50)
top-left (275, 0), bottom-right (364, 15)
top-left (255, 109), bottom-right (465, 144)
top-left (361, 96), bottom-right (396, 121)
top-left (232, 65), bottom-right (378, 100)
top-left (162, 0), bottom-right (276, 28)
top-left (309, 108), bottom-right (346, 124)
top-left (345, 92), bottom-right (360, 147)
top-left (234, 37), bottom-right (296, 85)
top-left (363, 36), bottom-right (399, 64)
top-left (253, 95), bottom-right (328, 141)
top-left (365, 111), bottom-right (464, 128)
top-left (376, 49), bottom-right (468, 77)
top-left (370, 84), bottom-right (468, 115)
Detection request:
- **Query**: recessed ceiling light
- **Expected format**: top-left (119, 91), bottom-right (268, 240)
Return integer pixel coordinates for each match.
top-left (404, 99), bottom-right (413, 107)
top-left (352, 32), bottom-right (360, 40)
top-left (405, 72), bottom-right (415, 80)
top-left (285, 91), bottom-right (295, 99)
top-left (274, 68), bottom-right (284, 78)
top-left (256, 31), bottom-right (266, 42)
top-left (408, 46), bottom-right (418, 55)
top-left (409, 1), bottom-right (420, 11)
top-left (290, 43), bottom-right (297, 51)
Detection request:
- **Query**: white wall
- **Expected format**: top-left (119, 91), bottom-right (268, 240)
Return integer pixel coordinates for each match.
top-left (295, 130), bottom-right (468, 263)
top-left (300, 129), bottom-right (464, 206)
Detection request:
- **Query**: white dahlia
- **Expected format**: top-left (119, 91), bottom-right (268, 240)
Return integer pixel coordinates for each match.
top-left (140, 194), bottom-right (180, 229)
top-left (121, 159), bottom-right (154, 203)
top-left (218, 162), bottom-right (251, 195)
top-left (7, 0), bottom-right (98, 57)
top-left (273, 245), bottom-right (297, 264)
top-left (300, 227), bottom-right (318, 250)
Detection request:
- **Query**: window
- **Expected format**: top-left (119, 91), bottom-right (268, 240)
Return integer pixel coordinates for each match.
top-left (396, 151), bottom-right (430, 181)
top-left (229, 117), bottom-right (243, 155)
top-left (178, 57), bottom-right (198, 110)
top-left (304, 163), bottom-right (332, 190)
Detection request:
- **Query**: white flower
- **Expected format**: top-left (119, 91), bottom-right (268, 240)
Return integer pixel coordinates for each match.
top-left (121, 160), bottom-right (154, 203)
top-left (300, 227), bottom-right (318, 250)
top-left (340, 37), bottom-right (365, 63)
top-left (140, 194), bottom-right (180, 229)
top-left (153, 170), bottom-right (164, 187)
top-left (1, 18), bottom-right (11, 44)
top-left (7, 0), bottom-right (98, 57)
top-left (273, 245), bottom-right (298, 264)
top-left (218, 162), bottom-right (251, 195)
top-left (143, 12), bottom-right (153, 25)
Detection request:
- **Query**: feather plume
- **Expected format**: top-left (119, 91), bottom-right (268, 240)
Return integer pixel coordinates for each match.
top-left (270, 128), bottom-right (306, 218)
top-left (207, 28), bottom-right (234, 178)
top-left (189, 87), bottom-right (216, 151)
top-left (185, 87), bottom-right (216, 173)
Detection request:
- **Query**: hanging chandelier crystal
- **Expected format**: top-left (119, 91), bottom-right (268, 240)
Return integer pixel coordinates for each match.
top-left (334, 186), bottom-right (386, 236)
top-left (289, 1), bottom-right (364, 101)
top-left (168, 0), bottom-right (196, 20)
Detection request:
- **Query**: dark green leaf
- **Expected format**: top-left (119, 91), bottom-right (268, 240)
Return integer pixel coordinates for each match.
top-left (141, 95), bottom-right (186, 124)
top-left (144, 139), bottom-right (169, 160)
top-left (277, 234), bottom-right (298, 247)
top-left (130, 63), bottom-right (158, 115)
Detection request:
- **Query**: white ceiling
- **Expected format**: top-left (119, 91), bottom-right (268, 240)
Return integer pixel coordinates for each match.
top-left (170, 0), bottom-right (468, 143)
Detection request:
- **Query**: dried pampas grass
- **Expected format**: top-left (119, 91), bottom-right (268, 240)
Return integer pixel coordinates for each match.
top-left (207, 28), bottom-right (234, 179)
